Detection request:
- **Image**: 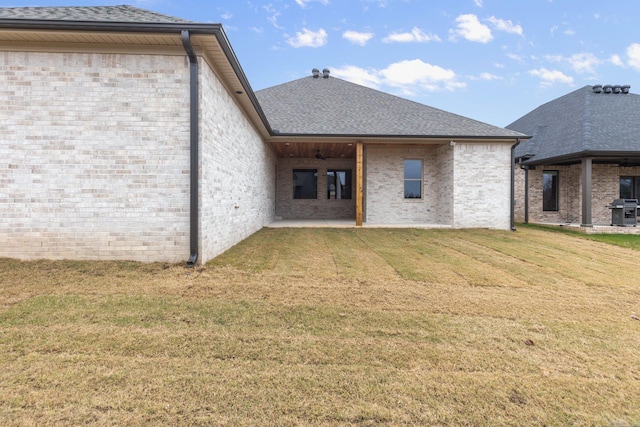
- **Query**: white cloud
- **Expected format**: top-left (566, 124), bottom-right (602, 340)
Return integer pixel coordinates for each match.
top-left (286, 28), bottom-right (328, 48)
top-left (383, 27), bottom-right (441, 43)
top-left (332, 59), bottom-right (466, 94)
top-left (380, 59), bottom-right (466, 92)
top-left (627, 43), bottom-right (640, 71)
top-left (487, 16), bottom-right (523, 36)
top-left (610, 54), bottom-right (624, 67)
top-left (221, 12), bottom-right (232, 20)
top-left (474, 0), bottom-right (483, 6)
top-left (295, 0), bottom-right (329, 6)
top-left (528, 68), bottom-right (574, 87)
top-left (469, 72), bottom-right (502, 81)
top-left (449, 14), bottom-right (493, 43)
top-left (331, 65), bottom-right (382, 88)
top-left (546, 53), bottom-right (601, 74)
top-left (264, 5), bottom-right (284, 30)
top-left (342, 30), bottom-right (375, 46)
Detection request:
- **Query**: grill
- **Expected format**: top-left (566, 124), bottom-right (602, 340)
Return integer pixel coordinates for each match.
top-left (607, 198), bottom-right (638, 226)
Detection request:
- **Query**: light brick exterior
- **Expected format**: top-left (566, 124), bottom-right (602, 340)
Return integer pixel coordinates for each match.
top-left (276, 157), bottom-right (355, 219)
top-left (363, 142), bottom-right (512, 229)
top-left (199, 60), bottom-right (276, 261)
top-left (452, 142), bottom-right (513, 229)
top-left (0, 51), bottom-right (191, 262)
top-left (365, 145), bottom-right (450, 224)
top-left (0, 50), bottom-right (276, 263)
top-left (515, 163), bottom-right (640, 225)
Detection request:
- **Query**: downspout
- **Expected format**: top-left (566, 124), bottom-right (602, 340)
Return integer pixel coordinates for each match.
top-left (181, 30), bottom-right (199, 266)
top-left (510, 139), bottom-right (521, 231)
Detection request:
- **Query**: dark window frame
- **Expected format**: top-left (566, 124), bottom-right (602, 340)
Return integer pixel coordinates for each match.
top-left (293, 169), bottom-right (318, 199)
top-left (404, 159), bottom-right (423, 199)
top-left (619, 176), bottom-right (640, 199)
top-left (542, 170), bottom-right (559, 211)
top-left (327, 169), bottom-right (352, 200)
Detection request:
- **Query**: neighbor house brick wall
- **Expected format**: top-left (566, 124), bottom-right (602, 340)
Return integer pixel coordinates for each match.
top-left (452, 142), bottom-right (513, 230)
top-left (275, 157), bottom-right (355, 219)
top-left (0, 51), bottom-right (191, 262)
top-left (364, 145), bottom-right (447, 225)
top-left (198, 60), bottom-right (276, 262)
top-left (524, 163), bottom-right (638, 225)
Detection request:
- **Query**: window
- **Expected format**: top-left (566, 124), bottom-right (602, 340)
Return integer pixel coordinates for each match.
top-left (404, 159), bottom-right (422, 199)
top-left (327, 170), bottom-right (352, 199)
top-left (542, 170), bottom-right (559, 211)
top-left (293, 169), bottom-right (317, 199)
top-left (620, 176), bottom-right (640, 199)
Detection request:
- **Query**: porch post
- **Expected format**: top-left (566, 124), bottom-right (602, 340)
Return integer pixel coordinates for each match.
top-left (581, 157), bottom-right (593, 227)
top-left (356, 141), bottom-right (363, 226)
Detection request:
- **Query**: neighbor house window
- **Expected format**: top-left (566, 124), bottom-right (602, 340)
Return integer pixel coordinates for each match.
top-left (619, 176), bottom-right (640, 199)
top-left (542, 170), bottom-right (559, 211)
top-left (404, 159), bottom-right (422, 199)
top-left (327, 170), bottom-right (352, 199)
top-left (293, 169), bottom-right (317, 199)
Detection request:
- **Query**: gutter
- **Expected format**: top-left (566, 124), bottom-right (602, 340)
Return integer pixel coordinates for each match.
top-left (181, 30), bottom-right (199, 266)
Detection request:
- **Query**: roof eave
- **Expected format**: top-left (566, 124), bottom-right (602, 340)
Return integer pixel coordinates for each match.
top-left (0, 18), bottom-right (274, 136)
top-left (519, 149), bottom-right (640, 166)
top-left (270, 132), bottom-right (529, 141)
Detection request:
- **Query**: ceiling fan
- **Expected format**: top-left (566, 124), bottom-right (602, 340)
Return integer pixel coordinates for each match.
top-left (315, 150), bottom-right (326, 160)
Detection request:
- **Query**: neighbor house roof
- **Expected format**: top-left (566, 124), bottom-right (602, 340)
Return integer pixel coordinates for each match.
top-left (256, 72), bottom-right (526, 139)
top-left (508, 85), bottom-right (640, 165)
top-left (0, 5), bottom-right (192, 23)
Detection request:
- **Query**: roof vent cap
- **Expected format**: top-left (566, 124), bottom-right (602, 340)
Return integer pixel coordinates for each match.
top-left (322, 68), bottom-right (330, 78)
top-left (603, 84), bottom-right (613, 93)
top-left (622, 85), bottom-right (631, 94)
top-left (613, 85), bottom-right (622, 94)
top-left (312, 68), bottom-right (320, 78)
top-left (592, 85), bottom-right (602, 93)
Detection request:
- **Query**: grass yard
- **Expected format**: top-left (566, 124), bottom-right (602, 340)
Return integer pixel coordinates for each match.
top-left (1, 226), bottom-right (640, 426)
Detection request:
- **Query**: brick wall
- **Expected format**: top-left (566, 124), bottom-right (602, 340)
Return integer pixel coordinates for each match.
top-left (276, 157), bottom-right (355, 219)
top-left (364, 145), bottom-right (449, 225)
top-left (0, 51), bottom-right (191, 262)
top-left (452, 142), bottom-right (512, 229)
top-left (198, 61), bottom-right (276, 262)
top-left (521, 163), bottom-right (640, 225)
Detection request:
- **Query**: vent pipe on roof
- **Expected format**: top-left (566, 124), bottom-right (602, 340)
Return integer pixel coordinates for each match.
top-left (593, 84), bottom-right (631, 94)
top-left (312, 68), bottom-right (320, 78)
top-left (322, 68), bottom-right (330, 78)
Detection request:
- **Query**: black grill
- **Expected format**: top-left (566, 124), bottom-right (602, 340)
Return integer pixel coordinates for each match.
top-left (607, 198), bottom-right (638, 226)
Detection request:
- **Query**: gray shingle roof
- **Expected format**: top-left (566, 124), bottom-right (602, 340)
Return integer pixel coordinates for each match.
top-left (0, 5), bottom-right (192, 23)
top-left (256, 74), bottom-right (525, 138)
top-left (508, 85), bottom-right (640, 163)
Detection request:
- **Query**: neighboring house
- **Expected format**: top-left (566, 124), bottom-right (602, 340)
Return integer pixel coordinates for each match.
top-left (0, 6), bottom-right (526, 264)
top-left (508, 84), bottom-right (640, 227)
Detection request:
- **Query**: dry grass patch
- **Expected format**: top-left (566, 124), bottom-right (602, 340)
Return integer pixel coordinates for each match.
top-left (1, 227), bottom-right (640, 425)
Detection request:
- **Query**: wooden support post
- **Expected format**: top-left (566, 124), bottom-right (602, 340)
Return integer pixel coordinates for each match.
top-left (356, 142), bottom-right (363, 226)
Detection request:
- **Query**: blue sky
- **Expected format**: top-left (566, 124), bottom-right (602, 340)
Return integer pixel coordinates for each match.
top-left (4, 0), bottom-right (640, 127)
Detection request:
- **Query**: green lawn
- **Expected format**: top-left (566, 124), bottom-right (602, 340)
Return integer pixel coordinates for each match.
top-left (1, 227), bottom-right (640, 426)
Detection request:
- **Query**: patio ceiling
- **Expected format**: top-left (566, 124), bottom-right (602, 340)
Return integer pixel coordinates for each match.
top-left (270, 141), bottom-right (356, 159)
